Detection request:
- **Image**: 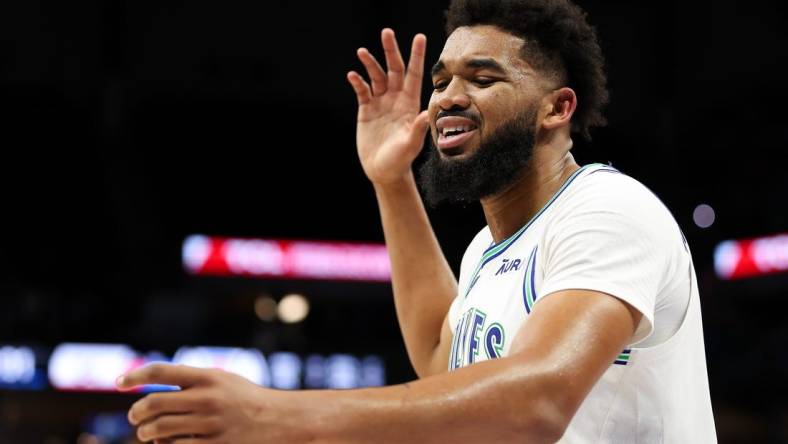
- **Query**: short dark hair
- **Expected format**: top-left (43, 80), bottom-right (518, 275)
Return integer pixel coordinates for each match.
top-left (446, 0), bottom-right (609, 140)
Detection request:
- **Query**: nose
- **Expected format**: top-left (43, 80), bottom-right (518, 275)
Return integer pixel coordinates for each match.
top-left (436, 77), bottom-right (471, 111)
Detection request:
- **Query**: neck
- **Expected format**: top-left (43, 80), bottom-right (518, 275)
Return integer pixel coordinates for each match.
top-left (480, 144), bottom-right (579, 244)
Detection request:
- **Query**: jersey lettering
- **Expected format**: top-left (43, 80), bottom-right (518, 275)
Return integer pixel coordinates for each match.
top-left (450, 308), bottom-right (506, 370)
top-left (468, 310), bottom-right (486, 364)
top-left (484, 323), bottom-right (505, 359)
top-left (494, 258), bottom-right (522, 276)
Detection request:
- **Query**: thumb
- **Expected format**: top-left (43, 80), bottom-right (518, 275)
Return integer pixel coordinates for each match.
top-left (408, 110), bottom-right (430, 148)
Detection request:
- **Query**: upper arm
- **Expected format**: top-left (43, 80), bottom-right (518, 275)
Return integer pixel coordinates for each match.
top-left (421, 228), bottom-right (491, 378)
top-left (423, 313), bottom-right (454, 377)
top-left (508, 288), bottom-right (642, 421)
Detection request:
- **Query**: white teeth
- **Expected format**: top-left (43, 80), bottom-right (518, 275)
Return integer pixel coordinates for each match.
top-left (443, 125), bottom-right (471, 136)
top-left (441, 125), bottom-right (474, 137)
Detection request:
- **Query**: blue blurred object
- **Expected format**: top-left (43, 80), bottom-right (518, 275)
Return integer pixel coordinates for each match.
top-left (0, 346), bottom-right (47, 391)
top-left (83, 412), bottom-right (134, 443)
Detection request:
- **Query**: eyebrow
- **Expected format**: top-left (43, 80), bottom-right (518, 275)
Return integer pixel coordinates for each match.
top-left (430, 58), bottom-right (507, 76)
top-left (430, 61), bottom-right (446, 76)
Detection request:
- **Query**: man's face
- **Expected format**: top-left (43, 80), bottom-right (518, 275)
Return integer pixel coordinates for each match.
top-left (427, 25), bottom-right (546, 159)
top-left (419, 25), bottom-right (551, 206)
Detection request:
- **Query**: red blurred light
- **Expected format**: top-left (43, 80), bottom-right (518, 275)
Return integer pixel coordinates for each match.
top-left (182, 235), bottom-right (391, 282)
top-left (714, 234), bottom-right (788, 280)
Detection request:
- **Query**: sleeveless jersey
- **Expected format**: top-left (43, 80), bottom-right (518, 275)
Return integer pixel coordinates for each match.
top-left (447, 163), bottom-right (716, 443)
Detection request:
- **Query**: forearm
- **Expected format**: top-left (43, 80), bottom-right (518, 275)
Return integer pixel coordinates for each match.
top-left (374, 172), bottom-right (458, 376)
top-left (296, 355), bottom-right (566, 444)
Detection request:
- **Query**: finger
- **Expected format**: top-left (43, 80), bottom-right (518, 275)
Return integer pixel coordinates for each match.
top-left (347, 71), bottom-right (372, 105)
top-left (137, 414), bottom-right (219, 442)
top-left (408, 110), bottom-right (431, 152)
top-left (162, 436), bottom-right (221, 444)
top-left (155, 438), bottom-right (207, 444)
top-left (356, 48), bottom-right (387, 96)
top-left (157, 437), bottom-right (215, 444)
top-left (129, 391), bottom-right (201, 426)
top-left (381, 28), bottom-right (405, 91)
top-left (403, 34), bottom-right (427, 98)
top-left (117, 364), bottom-right (210, 391)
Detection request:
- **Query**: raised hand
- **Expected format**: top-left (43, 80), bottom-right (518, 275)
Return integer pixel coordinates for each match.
top-left (347, 29), bottom-right (430, 185)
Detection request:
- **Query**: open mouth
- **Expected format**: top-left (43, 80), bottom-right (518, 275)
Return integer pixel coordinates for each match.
top-left (436, 116), bottom-right (479, 151)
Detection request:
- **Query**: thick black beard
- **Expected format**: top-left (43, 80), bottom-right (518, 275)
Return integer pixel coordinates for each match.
top-left (417, 109), bottom-right (537, 207)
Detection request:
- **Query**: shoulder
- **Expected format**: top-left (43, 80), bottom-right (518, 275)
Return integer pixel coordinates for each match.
top-left (468, 225), bottom-right (493, 252)
top-left (464, 226), bottom-right (493, 259)
top-left (538, 166), bottom-right (687, 345)
top-left (550, 165), bottom-right (680, 239)
top-left (459, 226), bottom-right (493, 273)
top-left (539, 165), bottom-right (688, 287)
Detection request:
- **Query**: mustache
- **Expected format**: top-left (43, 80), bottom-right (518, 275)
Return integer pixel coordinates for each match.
top-left (435, 109), bottom-right (481, 126)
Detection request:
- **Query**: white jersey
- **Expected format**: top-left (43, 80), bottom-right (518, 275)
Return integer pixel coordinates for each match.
top-left (447, 163), bottom-right (716, 443)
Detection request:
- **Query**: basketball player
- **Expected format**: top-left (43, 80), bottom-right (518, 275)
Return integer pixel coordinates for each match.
top-left (117, 1), bottom-right (717, 442)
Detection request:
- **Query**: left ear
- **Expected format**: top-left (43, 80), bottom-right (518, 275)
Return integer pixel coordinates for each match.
top-left (541, 87), bottom-right (577, 131)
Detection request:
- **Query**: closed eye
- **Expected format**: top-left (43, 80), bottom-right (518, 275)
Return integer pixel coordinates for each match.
top-left (474, 78), bottom-right (496, 86)
top-left (432, 77), bottom-right (499, 91)
top-left (433, 80), bottom-right (449, 91)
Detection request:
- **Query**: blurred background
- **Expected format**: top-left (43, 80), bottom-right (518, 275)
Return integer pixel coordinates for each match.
top-left (1, 0), bottom-right (787, 442)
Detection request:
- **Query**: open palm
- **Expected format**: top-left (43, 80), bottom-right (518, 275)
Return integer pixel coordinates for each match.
top-left (347, 29), bottom-right (430, 185)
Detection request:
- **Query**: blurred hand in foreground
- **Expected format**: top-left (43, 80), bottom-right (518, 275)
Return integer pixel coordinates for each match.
top-left (117, 364), bottom-right (309, 444)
